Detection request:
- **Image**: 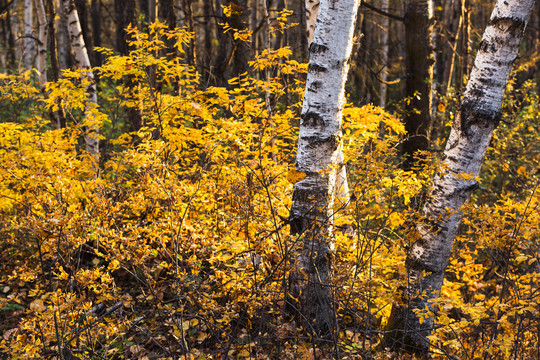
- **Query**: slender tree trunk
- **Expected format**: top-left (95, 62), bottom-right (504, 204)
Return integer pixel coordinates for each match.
top-left (385, 0), bottom-right (535, 355)
top-left (24, 0), bottom-right (35, 69)
top-left (182, 0), bottom-right (195, 66)
top-left (250, 0), bottom-right (258, 57)
top-left (214, 0), bottom-right (249, 86)
top-left (379, 0), bottom-right (389, 108)
top-left (442, 0), bottom-right (461, 95)
top-left (290, 0), bottom-right (360, 338)
top-left (34, 0), bottom-right (48, 89)
top-left (46, 0), bottom-right (60, 82)
top-left (298, 0), bottom-right (308, 60)
top-left (402, 0), bottom-right (434, 170)
top-left (160, 0), bottom-right (175, 27)
top-left (461, 0), bottom-right (471, 80)
top-left (11, 2), bottom-right (21, 63)
top-left (115, 0), bottom-right (135, 55)
top-left (57, 0), bottom-right (70, 70)
top-left (202, 0), bottom-right (211, 76)
top-left (91, 0), bottom-right (101, 65)
top-left (1, 3), bottom-right (17, 69)
top-left (63, 0), bottom-right (99, 155)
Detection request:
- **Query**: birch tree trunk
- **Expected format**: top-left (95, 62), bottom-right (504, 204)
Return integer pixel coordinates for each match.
top-left (386, 0), bottom-right (535, 354)
top-left (305, 0), bottom-right (349, 206)
top-left (63, 0), bottom-right (99, 155)
top-left (23, 0), bottom-right (35, 69)
top-left (34, 0), bottom-right (48, 89)
top-left (290, 0), bottom-right (359, 338)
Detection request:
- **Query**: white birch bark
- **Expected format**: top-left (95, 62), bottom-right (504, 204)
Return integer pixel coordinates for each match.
top-left (63, 0), bottom-right (99, 156)
top-left (34, 0), bottom-right (48, 88)
top-left (305, 0), bottom-right (349, 207)
top-left (386, 0), bottom-right (535, 353)
top-left (291, 0), bottom-right (360, 337)
top-left (23, 0), bottom-right (35, 69)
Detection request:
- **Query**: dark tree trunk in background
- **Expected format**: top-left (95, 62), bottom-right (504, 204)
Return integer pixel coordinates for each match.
top-left (442, 0), bottom-right (462, 95)
top-left (91, 0), bottom-right (101, 65)
top-left (47, 0), bottom-right (67, 128)
top-left (201, 0), bottom-right (212, 79)
top-left (402, 0), bottom-right (434, 170)
top-left (115, 0), bottom-right (135, 55)
top-left (75, 0), bottom-right (90, 51)
top-left (115, 0), bottom-right (141, 131)
top-left (214, 0), bottom-right (249, 86)
top-left (182, 0), bottom-right (195, 66)
top-left (231, 0), bottom-right (249, 77)
top-left (160, 0), bottom-right (176, 27)
top-left (298, 0), bottom-right (309, 61)
top-left (0, 1), bottom-right (16, 69)
top-left (140, 0), bottom-right (149, 25)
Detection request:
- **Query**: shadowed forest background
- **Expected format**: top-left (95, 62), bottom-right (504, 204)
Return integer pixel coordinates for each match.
top-left (0, 0), bottom-right (540, 358)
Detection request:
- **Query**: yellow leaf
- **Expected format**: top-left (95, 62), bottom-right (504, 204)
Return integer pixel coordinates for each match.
top-left (197, 332), bottom-right (208, 342)
top-left (237, 349), bottom-right (251, 357)
top-left (287, 169), bottom-right (307, 184)
top-left (517, 166), bottom-right (527, 177)
top-left (437, 103), bottom-right (446, 112)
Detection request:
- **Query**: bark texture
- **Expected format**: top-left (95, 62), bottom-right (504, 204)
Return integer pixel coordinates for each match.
top-left (402, 0), bottom-right (434, 170)
top-left (304, 0), bottom-right (349, 206)
top-left (63, 0), bottom-right (99, 155)
top-left (386, 0), bottom-right (535, 354)
top-left (34, 0), bottom-right (48, 89)
top-left (378, 0), bottom-right (390, 108)
top-left (23, 0), bottom-right (35, 69)
top-left (290, 0), bottom-right (360, 338)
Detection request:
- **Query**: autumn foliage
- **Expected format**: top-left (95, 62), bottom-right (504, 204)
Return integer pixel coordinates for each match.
top-left (1, 16), bottom-right (539, 360)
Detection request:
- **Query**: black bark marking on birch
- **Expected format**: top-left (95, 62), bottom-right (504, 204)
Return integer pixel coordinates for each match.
top-left (331, 59), bottom-right (344, 69)
top-left (291, 187), bottom-right (328, 210)
top-left (405, 255), bottom-right (440, 275)
top-left (301, 112), bottom-right (325, 128)
top-left (478, 40), bottom-right (498, 53)
top-left (459, 104), bottom-right (501, 138)
top-left (488, 16), bottom-right (526, 37)
top-left (307, 63), bottom-right (328, 73)
top-left (310, 81), bottom-right (323, 91)
top-left (449, 181), bottom-right (479, 199)
top-left (309, 42), bottom-right (329, 54)
top-left (304, 134), bottom-right (340, 150)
